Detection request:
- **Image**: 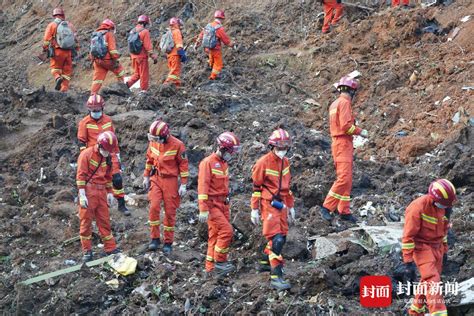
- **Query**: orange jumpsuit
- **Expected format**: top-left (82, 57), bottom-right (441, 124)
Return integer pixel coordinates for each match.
top-left (323, 94), bottom-right (362, 215)
top-left (127, 25), bottom-right (154, 91)
top-left (76, 146), bottom-right (117, 253)
top-left (144, 136), bottom-right (189, 243)
top-left (77, 114), bottom-right (124, 199)
top-left (251, 151), bottom-right (294, 268)
top-left (402, 195), bottom-right (449, 316)
top-left (392, 0), bottom-right (409, 6)
top-left (42, 18), bottom-right (79, 91)
top-left (199, 20), bottom-right (232, 80)
top-left (198, 153), bottom-right (233, 272)
top-left (322, 0), bottom-right (344, 33)
top-left (90, 25), bottom-right (126, 94)
top-left (164, 26), bottom-right (184, 86)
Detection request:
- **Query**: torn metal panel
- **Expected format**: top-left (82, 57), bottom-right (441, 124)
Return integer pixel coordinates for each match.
top-left (351, 222), bottom-right (404, 253)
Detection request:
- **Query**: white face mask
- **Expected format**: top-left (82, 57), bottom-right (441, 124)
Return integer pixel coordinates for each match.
top-left (222, 152), bottom-right (233, 162)
top-left (91, 111), bottom-right (102, 120)
top-left (99, 148), bottom-right (110, 157)
top-left (434, 202), bottom-right (448, 209)
top-left (275, 150), bottom-right (287, 159)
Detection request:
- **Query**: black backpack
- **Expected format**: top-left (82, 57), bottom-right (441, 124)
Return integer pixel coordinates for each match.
top-left (128, 27), bottom-right (144, 54)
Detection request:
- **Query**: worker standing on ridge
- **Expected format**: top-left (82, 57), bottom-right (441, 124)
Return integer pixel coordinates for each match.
top-left (76, 131), bottom-right (121, 262)
top-left (77, 94), bottom-right (130, 216)
top-left (392, 0), bottom-right (410, 8)
top-left (90, 19), bottom-right (127, 94)
top-left (321, 0), bottom-right (343, 34)
top-left (320, 76), bottom-right (368, 224)
top-left (126, 15), bottom-right (158, 92)
top-left (198, 132), bottom-right (241, 276)
top-left (401, 179), bottom-right (455, 316)
top-left (142, 120), bottom-right (189, 255)
top-left (163, 17), bottom-right (186, 86)
top-left (195, 10), bottom-right (235, 80)
top-left (42, 8), bottom-right (79, 91)
top-left (250, 128), bottom-right (295, 291)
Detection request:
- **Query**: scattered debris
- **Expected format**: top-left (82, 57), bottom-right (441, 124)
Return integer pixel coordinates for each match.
top-left (395, 131), bottom-right (408, 137)
top-left (460, 15), bottom-right (471, 23)
top-left (353, 135), bottom-right (369, 149)
top-left (107, 253), bottom-right (137, 276)
top-left (105, 278), bottom-right (120, 289)
top-left (359, 201), bottom-right (376, 217)
top-left (447, 27), bottom-right (460, 41)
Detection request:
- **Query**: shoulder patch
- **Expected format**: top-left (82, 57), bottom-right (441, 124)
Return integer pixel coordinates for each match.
top-left (214, 162), bottom-right (221, 168)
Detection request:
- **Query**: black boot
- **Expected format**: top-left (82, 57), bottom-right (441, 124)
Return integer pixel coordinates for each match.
top-left (320, 206), bottom-right (334, 222)
top-left (163, 243), bottom-right (172, 255)
top-left (270, 265), bottom-right (291, 290)
top-left (54, 77), bottom-right (63, 91)
top-left (148, 238), bottom-right (160, 251)
top-left (340, 213), bottom-right (358, 223)
top-left (83, 250), bottom-right (93, 262)
top-left (215, 261), bottom-right (235, 277)
top-left (117, 197), bottom-right (131, 216)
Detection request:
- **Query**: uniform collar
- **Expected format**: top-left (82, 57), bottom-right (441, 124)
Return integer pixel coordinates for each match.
top-left (212, 152), bottom-right (225, 162)
top-left (214, 19), bottom-right (222, 25)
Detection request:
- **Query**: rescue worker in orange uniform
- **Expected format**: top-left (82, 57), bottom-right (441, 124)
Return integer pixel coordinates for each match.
top-left (251, 128), bottom-right (296, 290)
top-left (195, 10), bottom-right (235, 80)
top-left (198, 132), bottom-right (241, 276)
top-left (322, 0), bottom-right (344, 34)
top-left (42, 8), bottom-right (79, 91)
top-left (77, 94), bottom-right (130, 216)
top-left (76, 131), bottom-right (121, 262)
top-left (142, 120), bottom-right (189, 254)
top-left (320, 76), bottom-right (368, 223)
top-left (401, 179), bottom-right (456, 316)
top-left (392, 0), bottom-right (409, 8)
top-left (126, 15), bottom-right (158, 92)
top-left (164, 17), bottom-right (187, 86)
top-left (90, 19), bottom-right (126, 94)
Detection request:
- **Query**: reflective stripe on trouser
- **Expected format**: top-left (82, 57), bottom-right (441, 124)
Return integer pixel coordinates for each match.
top-left (322, 0), bottom-right (343, 33)
top-left (261, 199), bottom-right (287, 267)
top-left (164, 55), bottom-right (181, 86)
top-left (49, 48), bottom-right (73, 92)
top-left (205, 200), bottom-right (232, 272)
top-left (208, 49), bottom-right (223, 79)
top-left (91, 60), bottom-right (125, 94)
top-left (127, 57), bottom-right (150, 91)
top-left (148, 175), bottom-right (180, 243)
top-left (111, 155), bottom-right (124, 199)
top-left (78, 187), bottom-right (116, 252)
top-left (323, 161), bottom-right (352, 215)
top-left (408, 244), bottom-right (447, 315)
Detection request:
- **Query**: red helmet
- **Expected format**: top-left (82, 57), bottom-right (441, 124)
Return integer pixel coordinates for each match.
top-left (102, 19), bottom-right (116, 30)
top-left (336, 76), bottom-right (359, 90)
top-left (52, 8), bottom-right (65, 17)
top-left (138, 15), bottom-right (150, 24)
top-left (86, 94), bottom-right (105, 111)
top-left (214, 10), bottom-right (225, 19)
top-left (149, 120), bottom-right (170, 138)
top-left (169, 17), bottom-right (183, 26)
top-left (97, 131), bottom-right (118, 153)
top-left (268, 128), bottom-right (291, 148)
top-left (428, 179), bottom-right (456, 207)
top-left (217, 132), bottom-right (240, 154)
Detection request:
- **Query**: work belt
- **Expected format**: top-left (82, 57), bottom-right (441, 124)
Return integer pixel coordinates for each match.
top-left (151, 169), bottom-right (176, 178)
top-left (86, 183), bottom-right (107, 190)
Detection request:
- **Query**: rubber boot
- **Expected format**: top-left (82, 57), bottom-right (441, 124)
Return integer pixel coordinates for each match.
top-left (320, 206), bottom-right (334, 222)
top-left (117, 197), bottom-right (131, 216)
top-left (148, 238), bottom-right (160, 251)
top-left (340, 213), bottom-right (358, 223)
top-left (215, 261), bottom-right (235, 277)
top-left (270, 265), bottom-right (291, 291)
top-left (83, 250), bottom-right (93, 262)
top-left (55, 77), bottom-right (63, 91)
top-left (163, 243), bottom-right (172, 255)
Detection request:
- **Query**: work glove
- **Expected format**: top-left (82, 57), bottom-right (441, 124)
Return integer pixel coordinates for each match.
top-left (403, 261), bottom-right (417, 282)
top-left (360, 129), bottom-right (369, 138)
top-left (199, 211), bottom-right (209, 223)
top-left (107, 193), bottom-right (115, 207)
top-left (178, 184), bottom-right (187, 197)
top-left (79, 189), bottom-right (88, 208)
top-left (288, 207), bottom-right (296, 223)
top-left (233, 43), bottom-right (238, 50)
top-left (251, 209), bottom-right (261, 226)
top-left (142, 176), bottom-right (150, 190)
top-left (178, 48), bottom-right (187, 63)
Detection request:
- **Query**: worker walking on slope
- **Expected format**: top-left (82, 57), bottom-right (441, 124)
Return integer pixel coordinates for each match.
top-left (320, 76), bottom-right (368, 224)
top-left (42, 8), bottom-right (79, 91)
top-left (142, 120), bottom-right (189, 255)
top-left (251, 128), bottom-right (296, 290)
top-left (198, 132), bottom-right (241, 276)
top-left (401, 179), bottom-right (456, 316)
top-left (77, 94), bottom-right (130, 216)
top-left (76, 131), bottom-right (121, 262)
top-left (126, 15), bottom-right (158, 92)
top-left (322, 0), bottom-right (343, 34)
top-left (162, 17), bottom-right (187, 86)
top-left (90, 19), bottom-right (126, 94)
top-left (195, 10), bottom-right (235, 80)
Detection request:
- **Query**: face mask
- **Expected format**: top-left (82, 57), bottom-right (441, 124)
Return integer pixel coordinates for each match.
top-left (99, 148), bottom-right (109, 157)
top-left (275, 150), bottom-right (287, 159)
top-left (222, 152), bottom-right (233, 162)
top-left (91, 111), bottom-right (102, 120)
top-left (434, 202), bottom-right (448, 209)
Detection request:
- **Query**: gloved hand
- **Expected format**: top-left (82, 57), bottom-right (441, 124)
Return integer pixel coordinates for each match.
top-left (143, 176), bottom-right (150, 190)
top-left (233, 43), bottom-right (238, 50)
top-left (288, 207), bottom-right (296, 223)
top-left (360, 129), bottom-right (369, 138)
top-left (403, 261), bottom-right (417, 282)
top-left (79, 189), bottom-right (88, 208)
top-left (199, 211), bottom-right (209, 223)
top-left (178, 48), bottom-right (187, 63)
top-left (178, 184), bottom-right (187, 197)
top-left (251, 209), bottom-right (261, 225)
top-left (107, 193), bottom-right (115, 207)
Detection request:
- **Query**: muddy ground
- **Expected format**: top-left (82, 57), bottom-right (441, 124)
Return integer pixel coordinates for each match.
top-left (0, 0), bottom-right (473, 314)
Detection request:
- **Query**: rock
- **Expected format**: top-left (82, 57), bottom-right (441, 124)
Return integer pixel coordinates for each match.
top-left (159, 84), bottom-right (177, 97)
top-left (51, 114), bottom-right (66, 129)
top-left (101, 82), bottom-right (131, 97)
top-left (187, 118), bottom-right (205, 128)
